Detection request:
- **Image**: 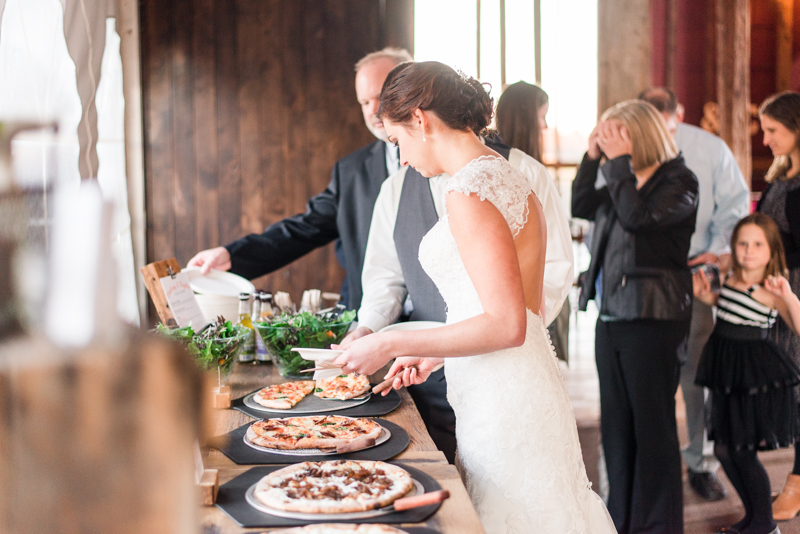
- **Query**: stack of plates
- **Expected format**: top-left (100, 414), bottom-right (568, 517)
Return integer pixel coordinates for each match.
top-left (183, 267), bottom-right (256, 323)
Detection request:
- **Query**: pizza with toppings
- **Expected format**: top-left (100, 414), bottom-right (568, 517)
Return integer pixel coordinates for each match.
top-left (314, 373), bottom-right (371, 400)
top-left (253, 460), bottom-right (414, 513)
top-left (270, 525), bottom-right (408, 534)
top-left (245, 416), bottom-right (382, 450)
top-left (253, 381), bottom-right (315, 409)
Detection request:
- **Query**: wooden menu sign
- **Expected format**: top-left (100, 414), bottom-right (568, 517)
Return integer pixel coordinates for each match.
top-left (140, 258), bottom-right (206, 327)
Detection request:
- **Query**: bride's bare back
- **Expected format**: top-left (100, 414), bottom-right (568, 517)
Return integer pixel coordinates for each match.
top-left (515, 192), bottom-right (548, 317)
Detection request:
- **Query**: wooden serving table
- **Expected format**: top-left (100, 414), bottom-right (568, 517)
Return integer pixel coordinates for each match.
top-left (200, 362), bottom-right (486, 534)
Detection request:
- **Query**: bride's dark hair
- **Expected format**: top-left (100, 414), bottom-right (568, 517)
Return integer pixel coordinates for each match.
top-left (377, 61), bottom-right (494, 136)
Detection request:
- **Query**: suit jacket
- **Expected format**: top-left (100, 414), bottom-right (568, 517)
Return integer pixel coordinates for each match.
top-left (225, 140), bottom-right (388, 310)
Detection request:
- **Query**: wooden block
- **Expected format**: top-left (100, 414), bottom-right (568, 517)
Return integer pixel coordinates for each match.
top-left (212, 385), bottom-right (231, 409)
top-left (139, 258), bottom-right (182, 326)
top-left (198, 469), bottom-right (219, 506)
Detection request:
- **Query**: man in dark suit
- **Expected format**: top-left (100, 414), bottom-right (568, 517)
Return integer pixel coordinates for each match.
top-left (187, 47), bottom-right (412, 311)
top-left (190, 48), bottom-right (461, 463)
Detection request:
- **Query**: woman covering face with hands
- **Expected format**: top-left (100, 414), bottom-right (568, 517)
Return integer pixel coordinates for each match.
top-left (572, 100), bottom-right (699, 533)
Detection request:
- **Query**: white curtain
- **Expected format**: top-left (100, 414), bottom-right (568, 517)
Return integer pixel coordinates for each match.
top-left (0, 0), bottom-right (139, 326)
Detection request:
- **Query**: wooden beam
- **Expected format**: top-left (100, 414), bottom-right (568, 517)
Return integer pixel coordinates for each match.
top-left (117, 0), bottom-right (147, 325)
top-left (534, 0), bottom-right (541, 84)
top-left (476, 0), bottom-right (481, 79)
top-left (597, 0), bottom-right (651, 114)
top-left (500, 0), bottom-right (506, 89)
top-left (777, 0), bottom-right (794, 92)
top-left (665, 0), bottom-right (677, 89)
top-left (716, 0), bottom-right (751, 185)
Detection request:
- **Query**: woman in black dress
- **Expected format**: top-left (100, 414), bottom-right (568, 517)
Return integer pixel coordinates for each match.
top-left (757, 91), bottom-right (800, 522)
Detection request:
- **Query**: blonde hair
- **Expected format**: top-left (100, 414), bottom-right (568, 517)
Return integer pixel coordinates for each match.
top-left (600, 100), bottom-right (678, 171)
top-left (354, 47), bottom-right (413, 72)
top-left (759, 91), bottom-right (800, 183)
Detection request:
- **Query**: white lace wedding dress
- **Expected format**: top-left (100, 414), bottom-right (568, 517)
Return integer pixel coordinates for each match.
top-left (418, 156), bottom-right (616, 534)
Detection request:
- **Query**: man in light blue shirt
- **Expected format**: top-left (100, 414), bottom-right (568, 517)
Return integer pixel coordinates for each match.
top-left (640, 87), bottom-right (750, 501)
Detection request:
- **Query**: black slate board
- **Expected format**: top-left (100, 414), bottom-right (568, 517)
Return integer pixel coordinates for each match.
top-left (215, 463), bottom-right (442, 528)
top-left (263, 529), bottom-right (441, 533)
top-left (208, 419), bottom-right (410, 465)
top-left (233, 386), bottom-right (401, 419)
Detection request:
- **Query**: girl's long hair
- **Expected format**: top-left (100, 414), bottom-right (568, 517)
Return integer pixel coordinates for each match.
top-left (729, 212), bottom-right (788, 282)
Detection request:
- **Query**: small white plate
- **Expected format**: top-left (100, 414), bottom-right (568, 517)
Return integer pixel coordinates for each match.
top-left (183, 267), bottom-right (255, 297)
top-left (378, 321), bottom-right (445, 333)
top-left (290, 347), bottom-right (344, 361)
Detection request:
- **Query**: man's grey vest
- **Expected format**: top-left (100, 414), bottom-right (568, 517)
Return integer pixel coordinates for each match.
top-left (393, 142), bottom-right (511, 322)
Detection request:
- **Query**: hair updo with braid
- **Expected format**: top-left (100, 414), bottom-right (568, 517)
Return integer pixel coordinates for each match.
top-left (377, 61), bottom-right (494, 136)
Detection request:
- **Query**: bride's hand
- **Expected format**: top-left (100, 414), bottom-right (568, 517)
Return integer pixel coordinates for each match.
top-left (333, 332), bottom-right (397, 376)
top-left (384, 357), bottom-right (442, 392)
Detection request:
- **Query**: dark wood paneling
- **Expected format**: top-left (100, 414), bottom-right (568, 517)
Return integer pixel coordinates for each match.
top-left (193, 0), bottom-right (220, 250)
top-left (142, 0), bottom-right (176, 322)
top-left (215, 0), bottom-right (242, 245)
top-left (141, 0), bottom-right (413, 320)
top-left (171, 0), bottom-right (198, 264)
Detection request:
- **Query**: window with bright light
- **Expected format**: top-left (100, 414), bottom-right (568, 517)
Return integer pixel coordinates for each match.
top-left (0, 0), bottom-right (138, 325)
top-left (415, 0), bottom-right (597, 184)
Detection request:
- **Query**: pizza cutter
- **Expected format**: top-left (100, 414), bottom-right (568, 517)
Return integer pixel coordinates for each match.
top-left (377, 489), bottom-right (450, 512)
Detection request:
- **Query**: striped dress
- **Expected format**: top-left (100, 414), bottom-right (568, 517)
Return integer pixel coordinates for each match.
top-left (696, 283), bottom-right (800, 450)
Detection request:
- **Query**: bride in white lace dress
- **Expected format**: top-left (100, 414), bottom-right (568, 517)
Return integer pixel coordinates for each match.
top-left (334, 61), bottom-right (616, 534)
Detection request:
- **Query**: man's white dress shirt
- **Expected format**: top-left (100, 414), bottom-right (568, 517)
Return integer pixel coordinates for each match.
top-left (358, 148), bottom-right (574, 331)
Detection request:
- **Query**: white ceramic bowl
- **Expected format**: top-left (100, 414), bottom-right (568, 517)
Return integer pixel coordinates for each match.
top-left (194, 293), bottom-right (240, 323)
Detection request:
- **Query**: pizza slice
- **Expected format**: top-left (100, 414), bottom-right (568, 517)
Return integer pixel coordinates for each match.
top-left (253, 380), bottom-right (315, 409)
top-left (315, 373), bottom-right (371, 400)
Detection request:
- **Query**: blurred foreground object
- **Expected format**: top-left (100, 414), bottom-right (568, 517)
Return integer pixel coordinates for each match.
top-left (0, 181), bottom-right (208, 534)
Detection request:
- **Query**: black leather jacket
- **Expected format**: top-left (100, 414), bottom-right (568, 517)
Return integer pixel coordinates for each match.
top-left (572, 153), bottom-right (699, 321)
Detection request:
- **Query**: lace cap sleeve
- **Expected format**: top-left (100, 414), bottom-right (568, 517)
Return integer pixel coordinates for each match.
top-left (446, 156), bottom-right (531, 236)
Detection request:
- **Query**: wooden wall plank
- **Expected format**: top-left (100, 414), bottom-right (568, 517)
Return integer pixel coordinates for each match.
top-left (193, 0), bottom-right (220, 252)
top-left (777, 0), bottom-right (794, 91)
top-left (215, 0), bottom-right (242, 246)
top-left (171, 0), bottom-right (198, 265)
top-left (716, 0), bottom-right (752, 184)
top-left (252, 0), bottom-right (291, 295)
top-left (141, 0), bottom-right (176, 272)
top-left (598, 0), bottom-right (651, 114)
top-left (386, 0), bottom-right (415, 53)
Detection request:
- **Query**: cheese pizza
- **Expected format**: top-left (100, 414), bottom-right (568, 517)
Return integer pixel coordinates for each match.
top-left (246, 416), bottom-right (382, 450)
top-left (253, 460), bottom-right (414, 514)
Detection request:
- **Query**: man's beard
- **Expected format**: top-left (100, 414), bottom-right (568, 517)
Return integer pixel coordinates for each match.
top-left (366, 122), bottom-right (388, 142)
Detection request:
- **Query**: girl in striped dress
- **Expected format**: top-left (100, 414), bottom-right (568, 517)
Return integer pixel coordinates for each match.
top-left (695, 212), bottom-right (800, 534)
